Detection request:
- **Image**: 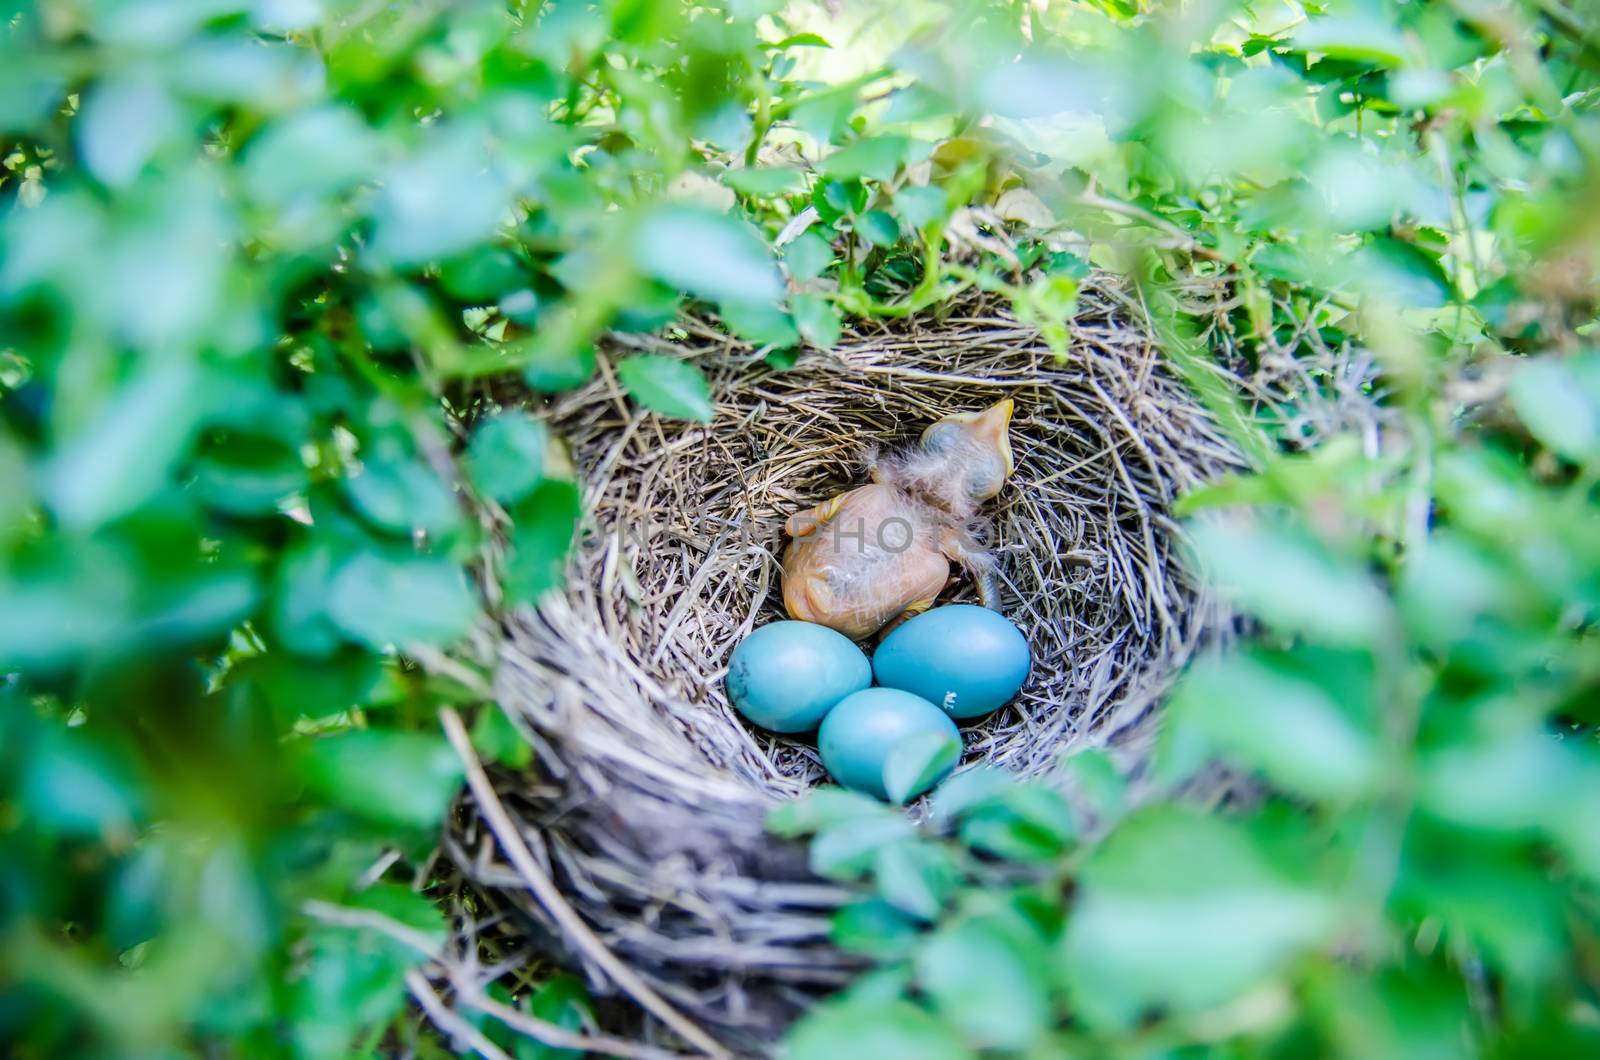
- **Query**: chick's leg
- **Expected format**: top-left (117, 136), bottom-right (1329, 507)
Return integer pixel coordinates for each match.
top-left (938, 527), bottom-right (1001, 610)
top-left (785, 487), bottom-right (867, 538)
top-left (877, 593), bottom-right (939, 639)
top-left (784, 496), bottom-right (838, 538)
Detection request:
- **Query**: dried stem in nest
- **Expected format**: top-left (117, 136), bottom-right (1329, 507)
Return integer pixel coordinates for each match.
top-left (442, 276), bottom-right (1245, 1052)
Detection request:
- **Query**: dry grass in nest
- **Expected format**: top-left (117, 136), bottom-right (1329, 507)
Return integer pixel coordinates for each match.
top-left (440, 276), bottom-right (1244, 1053)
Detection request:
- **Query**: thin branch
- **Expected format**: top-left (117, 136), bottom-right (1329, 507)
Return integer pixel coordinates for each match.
top-left (301, 900), bottom-right (442, 958)
top-left (1074, 189), bottom-right (1226, 262)
top-left (304, 898), bottom-right (681, 1059)
top-left (457, 989), bottom-right (683, 1060)
top-left (406, 969), bottom-right (515, 1060)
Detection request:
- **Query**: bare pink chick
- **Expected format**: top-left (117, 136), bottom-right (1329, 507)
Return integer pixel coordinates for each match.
top-left (781, 399), bottom-right (1016, 640)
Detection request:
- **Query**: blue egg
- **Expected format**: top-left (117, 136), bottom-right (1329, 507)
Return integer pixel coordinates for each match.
top-left (818, 688), bottom-right (961, 801)
top-left (873, 604), bottom-right (1031, 719)
top-left (726, 621), bottom-right (871, 733)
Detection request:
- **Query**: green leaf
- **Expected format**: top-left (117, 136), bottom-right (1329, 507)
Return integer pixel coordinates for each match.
top-left (783, 230), bottom-right (835, 281)
top-left (1188, 515), bottom-right (1389, 646)
top-left (1398, 531), bottom-right (1529, 647)
top-left (370, 131), bottom-right (511, 266)
top-left (820, 136), bottom-right (910, 182)
top-left (1175, 435), bottom-right (1371, 516)
top-left (916, 918), bottom-right (1052, 1051)
top-left (720, 301), bottom-right (801, 348)
top-left (833, 965), bottom-right (915, 1010)
top-left (44, 358), bottom-right (199, 532)
top-left (720, 167), bottom-right (807, 196)
top-left (1471, 276), bottom-right (1521, 332)
top-left (1393, 829), bottom-right (1570, 996)
top-left (499, 288), bottom-right (541, 324)
top-left (812, 814), bottom-right (917, 879)
top-left (1061, 807), bottom-right (1336, 1027)
top-left (0, 61), bottom-right (69, 134)
top-left (299, 729), bottom-right (464, 830)
top-left (790, 85), bottom-right (860, 143)
top-left (271, 537), bottom-right (347, 657)
top-left (787, 998), bottom-right (974, 1060)
top-left (1508, 355), bottom-right (1600, 466)
top-left (1294, 14), bottom-right (1409, 67)
top-left (769, 787), bottom-right (898, 837)
top-left (440, 248), bottom-right (525, 302)
top-left (613, 283), bottom-right (682, 333)
top-left (857, 209), bottom-right (901, 248)
top-left (882, 731), bottom-right (961, 804)
top-left (190, 432), bottom-right (308, 517)
top-left (517, 975), bottom-right (592, 1060)
top-left (958, 786), bottom-right (1075, 862)
top-left (930, 767), bottom-right (1017, 823)
top-left (236, 647), bottom-right (381, 727)
top-left (830, 899), bottom-right (924, 959)
top-left (1360, 238), bottom-right (1454, 308)
top-left (77, 73), bottom-right (178, 188)
top-left (634, 207), bottom-right (783, 305)
top-left (1061, 748), bottom-right (1126, 822)
top-left (23, 726), bottom-right (143, 839)
top-left (895, 185), bottom-right (949, 231)
top-left (792, 293), bottom-right (843, 349)
top-left (1046, 250), bottom-right (1090, 280)
top-left (346, 884), bottom-right (449, 955)
top-left (327, 552), bottom-right (478, 648)
top-left (615, 355), bottom-right (715, 422)
top-left (520, 340), bottom-right (597, 393)
top-left (0, 538), bottom-right (132, 672)
top-left (975, 54), bottom-right (1099, 120)
top-left (767, 32), bottom-right (831, 49)
top-left (814, 178), bottom-right (869, 220)
top-left (292, 926), bottom-right (413, 1057)
top-left (874, 841), bottom-right (957, 920)
top-left (1170, 651), bottom-right (1378, 802)
top-left (242, 105), bottom-right (380, 208)
top-left (472, 705), bottom-right (533, 770)
top-left (765, 347), bottom-right (802, 371)
top-left (1024, 273), bottom-right (1078, 319)
top-left (504, 479), bottom-right (582, 603)
top-left (467, 411), bottom-right (549, 505)
top-left (1417, 727), bottom-right (1596, 839)
top-left (345, 458), bottom-right (462, 538)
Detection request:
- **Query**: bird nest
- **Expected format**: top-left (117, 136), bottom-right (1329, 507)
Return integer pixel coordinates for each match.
top-left (443, 277), bottom-right (1243, 1054)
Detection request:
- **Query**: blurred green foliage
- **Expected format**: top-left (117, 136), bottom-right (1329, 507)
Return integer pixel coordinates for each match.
top-left (766, 1), bottom-right (1600, 1057)
top-left (0, 0), bottom-right (1596, 1055)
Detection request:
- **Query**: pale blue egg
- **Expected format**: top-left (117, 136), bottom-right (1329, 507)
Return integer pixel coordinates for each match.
top-left (873, 604), bottom-right (1031, 719)
top-left (726, 621), bottom-right (871, 733)
top-left (818, 688), bottom-right (961, 800)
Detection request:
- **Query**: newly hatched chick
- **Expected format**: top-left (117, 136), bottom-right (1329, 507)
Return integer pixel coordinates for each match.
top-left (781, 399), bottom-right (1016, 640)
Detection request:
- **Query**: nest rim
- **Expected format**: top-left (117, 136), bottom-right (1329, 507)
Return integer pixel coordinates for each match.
top-left (443, 275), bottom-right (1243, 1053)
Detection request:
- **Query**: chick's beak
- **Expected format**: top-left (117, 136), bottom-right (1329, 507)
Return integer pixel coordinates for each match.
top-left (971, 398), bottom-right (1015, 478)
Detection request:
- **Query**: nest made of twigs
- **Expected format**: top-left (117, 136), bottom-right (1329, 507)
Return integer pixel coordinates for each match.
top-left (443, 277), bottom-right (1243, 1054)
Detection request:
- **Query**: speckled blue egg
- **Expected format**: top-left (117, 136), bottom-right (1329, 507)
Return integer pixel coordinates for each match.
top-left (818, 688), bottom-right (961, 801)
top-left (873, 604), bottom-right (1031, 720)
top-left (726, 621), bottom-right (871, 733)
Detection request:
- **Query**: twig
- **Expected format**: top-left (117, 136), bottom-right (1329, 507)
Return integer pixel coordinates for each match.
top-left (304, 899), bottom-right (681, 1059)
top-left (440, 708), bottom-right (733, 1059)
top-left (457, 990), bottom-right (683, 1060)
top-left (407, 644), bottom-right (496, 699)
top-left (406, 969), bottom-right (516, 1060)
top-left (302, 899), bottom-right (442, 958)
top-left (1074, 188), bottom-right (1226, 262)
top-left (1533, 0), bottom-right (1600, 66)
